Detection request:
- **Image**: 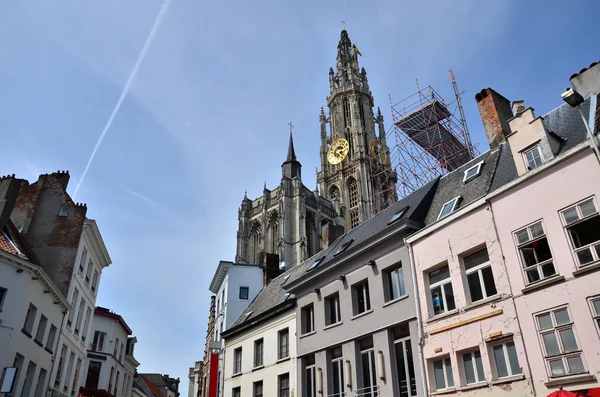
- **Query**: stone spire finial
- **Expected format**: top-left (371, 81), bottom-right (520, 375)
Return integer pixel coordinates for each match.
top-left (286, 128), bottom-right (297, 162)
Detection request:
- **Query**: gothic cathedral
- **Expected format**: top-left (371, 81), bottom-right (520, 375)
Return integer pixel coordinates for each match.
top-left (235, 28), bottom-right (396, 267)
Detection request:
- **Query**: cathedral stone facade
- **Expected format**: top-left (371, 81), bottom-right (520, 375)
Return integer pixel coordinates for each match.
top-left (235, 28), bottom-right (396, 267)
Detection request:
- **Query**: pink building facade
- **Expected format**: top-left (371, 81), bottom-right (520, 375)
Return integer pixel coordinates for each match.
top-left (407, 147), bottom-right (533, 397)
top-left (488, 132), bottom-right (600, 393)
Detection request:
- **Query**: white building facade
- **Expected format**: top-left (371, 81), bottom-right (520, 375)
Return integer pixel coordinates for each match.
top-left (221, 271), bottom-right (297, 397)
top-left (80, 307), bottom-right (138, 397)
top-left (208, 261), bottom-right (263, 397)
top-left (0, 231), bottom-right (69, 397)
top-left (49, 219), bottom-right (112, 397)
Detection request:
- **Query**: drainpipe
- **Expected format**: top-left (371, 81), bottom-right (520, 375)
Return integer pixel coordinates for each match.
top-left (405, 239), bottom-right (428, 397)
top-left (486, 201), bottom-right (537, 397)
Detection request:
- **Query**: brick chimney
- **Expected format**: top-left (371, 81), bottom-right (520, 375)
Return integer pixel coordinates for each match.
top-left (475, 88), bottom-right (513, 150)
top-left (263, 253), bottom-right (280, 287)
top-left (50, 170), bottom-right (70, 190)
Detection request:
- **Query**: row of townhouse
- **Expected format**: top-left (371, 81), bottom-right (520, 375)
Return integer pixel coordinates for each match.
top-left (0, 171), bottom-right (141, 397)
top-left (211, 62), bottom-right (600, 397)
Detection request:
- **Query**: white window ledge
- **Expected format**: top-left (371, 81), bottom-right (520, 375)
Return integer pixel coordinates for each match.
top-left (383, 294), bottom-right (409, 308)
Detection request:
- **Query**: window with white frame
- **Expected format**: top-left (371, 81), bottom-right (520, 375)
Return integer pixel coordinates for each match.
top-left (463, 247), bottom-right (497, 303)
top-left (91, 270), bottom-right (99, 293)
top-left (461, 349), bottom-right (485, 385)
top-left (428, 265), bottom-right (456, 316)
top-left (304, 355), bottom-right (316, 397)
top-left (536, 307), bottom-right (585, 377)
top-left (463, 161), bottom-right (484, 182)
top-left (301, 304), bottom-right (315, 334)
top-left (438, 197), bottom-right (461, 220)
top-left (74, 298), bottom-right (85, 335)
top-left (329, 347), bottom-right (344, 397)
top-left (392, 324), bottom-right (416, 396)
top-left (324, 293), bottom-right (341, 326)
top-left (278, 373), bottom-right (289, 397)
top-left (232, 387), bottom-right (240, 397)
top-left (352, 280), bottom-right (371, 316)
top-left (523, 145), bottom-right (543, 170)
top-left (253, 381), bottom-right (263, 397)
top-left (253, 338), bottom-right (263, 368)
top-left (491, 340), bottom-right (522, 379)
top-left (515, 221), bottom-right (556, 284)
top-left (67, 288), bottom-right (78, 328)
top-left (432, 357), bottom-right (454, 391)
top-left (358, 337), bottom-right (377, 396)
top-left (384, 263), bottom-right (406, 302)
top-left (233, 347), bottom-right (242, 374)
top-left (79, 247), bottom-right (88, 274)
top-left (23, 303), bottom-right (37, 335)
top-left (561, 198), bottom-right (600, 267)
top-left (278, 328), bottom-right (289, 359)
top-left (588, 297), bottom-right (600, 334)
top-left (85, 259), bottom-right (93, 284)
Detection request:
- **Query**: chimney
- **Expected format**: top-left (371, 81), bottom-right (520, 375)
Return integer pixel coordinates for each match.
top-left (263, 253), bottom-right (280, 287)
top-left (475, 88), bottom-right (513, 150)
top-left (511, 100), bottom-right (526, 116)
top-left (0, 175), bottom-right (21, 230)
top-left (50, 170), bottom-right (71, 190)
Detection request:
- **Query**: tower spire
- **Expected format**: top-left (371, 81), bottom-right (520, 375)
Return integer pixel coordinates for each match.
top-left (286, 122), bottom-right (296, 161)
top-left (282, 122), bottom-right (301, 179)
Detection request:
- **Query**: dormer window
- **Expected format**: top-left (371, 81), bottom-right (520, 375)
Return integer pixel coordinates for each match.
top-left (438, 197), bottom-right (461, 220)
top-left (388, 206), bottom-right (409, 225)
top-left (307, 256), bottom-right (325, 272)
top-left (463, 161), bottom-right (484, 182)
top-left (523, 145), bottom-right (543, 171)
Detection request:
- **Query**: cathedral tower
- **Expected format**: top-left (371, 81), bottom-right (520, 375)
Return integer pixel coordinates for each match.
top-left (317, 28), bottom-right (396, 230)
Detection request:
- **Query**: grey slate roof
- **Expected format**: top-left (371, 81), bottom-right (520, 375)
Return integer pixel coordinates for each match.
top-left (423, 148), bottom-right (502, 226)
top-left (542, 96), bottom-right (593, 154)
top-left (285, 177), bottom-right (441, 287)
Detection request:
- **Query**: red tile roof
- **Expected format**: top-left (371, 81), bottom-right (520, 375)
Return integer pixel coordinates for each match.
top-left (141, 376), bottom-right (163, 397)
top-left (0, 231), bottom-right (18, 256)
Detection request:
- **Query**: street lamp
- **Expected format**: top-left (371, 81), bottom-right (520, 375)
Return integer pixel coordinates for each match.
top-left (561, 88), bottom-right (600, 162)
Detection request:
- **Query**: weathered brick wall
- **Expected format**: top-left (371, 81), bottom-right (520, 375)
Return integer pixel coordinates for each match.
top-left (199, 296), bottom-right (215, 397)
top-left (10, 171), bottom-right (86, 296)
top-left (475, 88), bottom-right (513, 150)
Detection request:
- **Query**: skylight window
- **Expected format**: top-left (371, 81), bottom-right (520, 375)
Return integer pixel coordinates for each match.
top-left (437, 196), bottom-right (461, 220)
top-left (282, 274), bottom-right (290, 285)
top-left (307, 257), bottom-right (325, 272)
top-left (387, 206), bottom-right (409, 225)
top-left (334, 239), bottom-right (354, 257)
top-left (463, 161), bottom-right (484, 182)
top-left (242, 311), bottom-right (253, 322)
top-left (281, 293), bottom-right (291, 303)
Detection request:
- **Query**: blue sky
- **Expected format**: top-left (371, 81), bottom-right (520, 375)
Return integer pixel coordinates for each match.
top-left (1, 0), bottom-right (598, 393)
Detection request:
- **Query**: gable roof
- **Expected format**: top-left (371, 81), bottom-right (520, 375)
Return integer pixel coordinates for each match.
top-left (140, 376), bottom-right (163, 397)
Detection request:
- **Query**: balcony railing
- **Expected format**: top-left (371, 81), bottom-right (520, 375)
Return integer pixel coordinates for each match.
top-left (47, 388), bottom-right (69, 397)
top-left (355, 386), bottom-right (379, 397)
top-left (325, 393), bottom-right (346, 397)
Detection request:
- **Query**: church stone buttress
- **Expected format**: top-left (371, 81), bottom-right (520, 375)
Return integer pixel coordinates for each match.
top-left (317, 28), bottom-right (396, 230)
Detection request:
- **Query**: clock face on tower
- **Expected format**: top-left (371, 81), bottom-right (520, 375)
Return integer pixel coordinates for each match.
top-left (327, 138), bottom-right (350, 165)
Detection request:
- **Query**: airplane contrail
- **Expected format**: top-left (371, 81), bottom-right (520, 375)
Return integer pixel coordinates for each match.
top-left (73, 0), bottom-right (173, 199)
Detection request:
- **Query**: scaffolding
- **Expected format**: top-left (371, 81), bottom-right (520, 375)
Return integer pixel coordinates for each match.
top-left (370, 70), bottom-right (478, 206)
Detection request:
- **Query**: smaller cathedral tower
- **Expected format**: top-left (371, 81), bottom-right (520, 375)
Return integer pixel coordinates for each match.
top-left (236, 128), bottom-right (342, 267)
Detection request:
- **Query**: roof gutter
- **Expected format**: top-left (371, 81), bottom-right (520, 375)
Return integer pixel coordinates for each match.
top-left (285, 219), bottom-right (421, 292)
top-left (405, 196), bottom-right (487, 244)
top-left (404, 239), bottom-right (429, 397)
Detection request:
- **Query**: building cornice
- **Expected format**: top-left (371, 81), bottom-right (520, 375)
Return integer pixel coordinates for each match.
top-left (84, 219), bottom-right (112, 268)
top-left (0, 250), bottom-right (70, 310)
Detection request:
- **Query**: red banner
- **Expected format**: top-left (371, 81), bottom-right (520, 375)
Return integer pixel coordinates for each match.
top-left (208, 353), bottom-right (219, 397)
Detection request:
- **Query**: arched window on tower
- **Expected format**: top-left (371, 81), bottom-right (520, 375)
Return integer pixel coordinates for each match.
top-left (329, 186), bottom-right (340, 202)
top-left (268, 212), bottom-right (278, 254)
top-left (359, 98), bottom-right (366, 129)
top-left (348, 178), bottom-right (360, 228)
top-left (250, 223), bottom-right (262, 264)
top-left (343, 99), bottom-right (351, 129)
top-left (306, 212), bottom-right (316, 257)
